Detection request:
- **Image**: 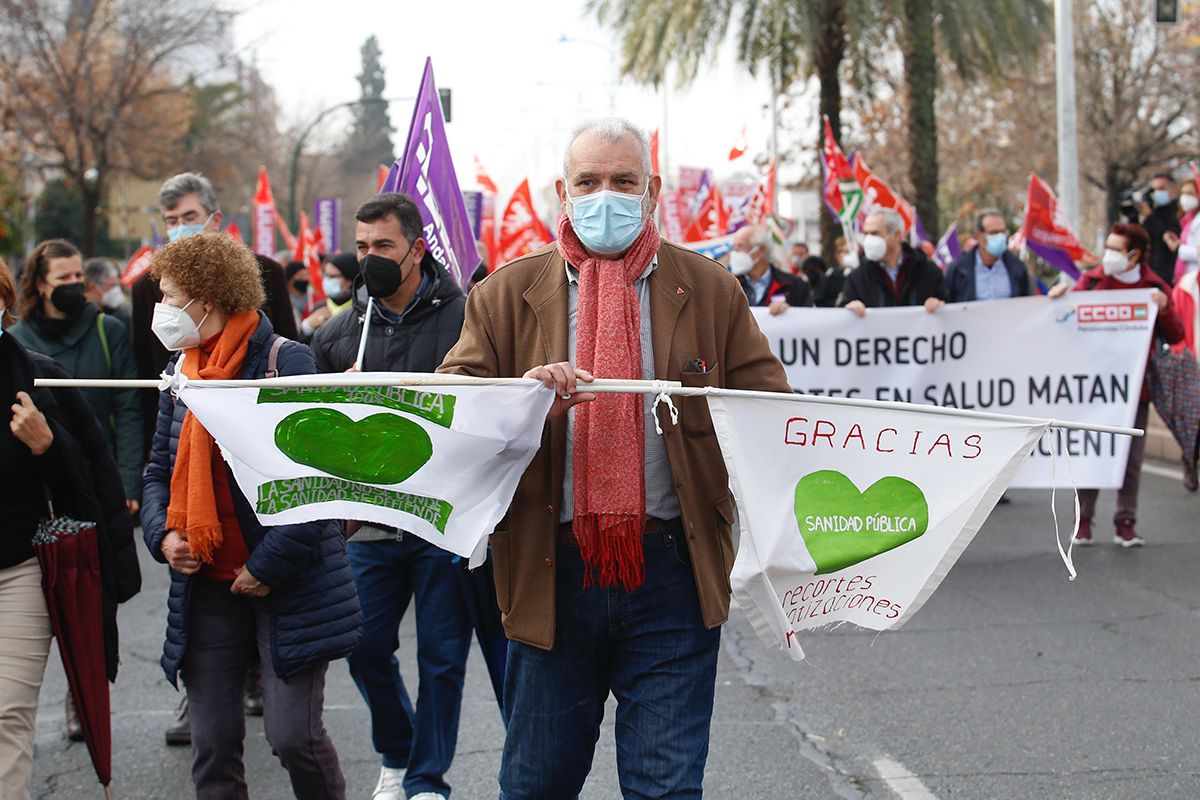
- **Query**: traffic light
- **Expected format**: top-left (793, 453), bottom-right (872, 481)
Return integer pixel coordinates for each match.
top-left (1157, 0), bottom-right (1178, 23)
top-left (439, 88), bottom-right (452, 123)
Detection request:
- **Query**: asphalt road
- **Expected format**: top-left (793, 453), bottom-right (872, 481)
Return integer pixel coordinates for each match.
top-left (30, 466), bottom-right (1200, 799)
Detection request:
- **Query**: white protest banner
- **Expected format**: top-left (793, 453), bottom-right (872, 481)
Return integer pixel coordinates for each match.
top-left (752, 290), bottom-right (1158, 487)
top-left (176, 374), bottom-right (554, 566)
top-left (707, 392), bottom-right (1049, 660)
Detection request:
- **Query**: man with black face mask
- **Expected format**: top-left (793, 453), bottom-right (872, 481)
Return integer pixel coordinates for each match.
top-left (310, 192), bottom-right (474, 800)
top-left (9, 239), bottom-right (142, 517)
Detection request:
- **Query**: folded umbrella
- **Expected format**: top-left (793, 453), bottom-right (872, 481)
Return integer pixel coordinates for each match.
top-left (33, 516), bottom-right (111, 797)
top-left (1150, 342), bottom-right (1200, 482)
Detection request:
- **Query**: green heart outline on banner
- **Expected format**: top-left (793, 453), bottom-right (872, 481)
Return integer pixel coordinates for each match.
top-left (275, 408), bottom-right (433, 485)
top-left (794, 470), bottom-right (929, 575)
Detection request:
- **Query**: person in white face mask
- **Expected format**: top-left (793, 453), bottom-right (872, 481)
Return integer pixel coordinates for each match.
top-left (141, 232), bottom-right (357, 798)
top-left (1162, 179), bottom-right (1200, 284)
top-left (729, 224), bottom-right (813, 315)
top-left (83, 258), bottom-right (131, 331)
top-left (1048, 223), bottom-right (1184, 544)
top-left (838, 208), bottom-right (948, 317)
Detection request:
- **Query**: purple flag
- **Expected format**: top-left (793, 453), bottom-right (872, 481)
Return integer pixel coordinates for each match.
top-left (933, 222), bottom-right (961, 269)
top-left (1026, 239), bottom-right (1081, 280)
top-left (314, 198), bottom-right (340, 254)
top-left (383, 58), bottom-right (480, 290)
top-left (462, 190), bottom-right (484, 239)
top-left (912, 214), bottom-right (932, 247)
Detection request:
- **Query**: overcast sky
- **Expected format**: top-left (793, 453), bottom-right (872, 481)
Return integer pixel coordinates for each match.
top-left (230, 0), bottom-right (781, 205)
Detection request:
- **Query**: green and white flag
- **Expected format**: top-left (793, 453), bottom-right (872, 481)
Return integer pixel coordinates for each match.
top-left (707, 392), bottom-right (1051, 660)
top-left (176, 374), bottom-right (555, 567)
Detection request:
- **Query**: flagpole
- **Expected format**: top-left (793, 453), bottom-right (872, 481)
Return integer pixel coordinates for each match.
top-left (354, 297), bottom-right (374, 371)
top-left (34, 377), bottom-right (1141, 438)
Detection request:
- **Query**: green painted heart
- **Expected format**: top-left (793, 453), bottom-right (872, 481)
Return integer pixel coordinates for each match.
top-left (794, 470), bottom-right (928, 575)
top-left (274, 408), bottom-right (433, 485)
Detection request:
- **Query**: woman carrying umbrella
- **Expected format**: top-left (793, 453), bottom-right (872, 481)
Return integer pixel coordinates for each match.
top-left (0, 258), bottom-right (141, 799)
top-left (140, 233), bottom-right (361, 800)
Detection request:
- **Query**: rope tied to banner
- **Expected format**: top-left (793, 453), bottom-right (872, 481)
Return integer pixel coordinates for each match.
top-left (159, 353), bottom-right (188, 394)
top-left (650, 380), bottom-right (679, 435)
top-left (1047, 424), bottom-right (1080, 581)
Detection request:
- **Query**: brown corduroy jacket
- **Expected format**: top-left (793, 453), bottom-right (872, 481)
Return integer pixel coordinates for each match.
top-left (437, 239), bottom-right (791, 650)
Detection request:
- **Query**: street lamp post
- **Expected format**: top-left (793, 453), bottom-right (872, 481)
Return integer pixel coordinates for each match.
top-left (1054, 0), bottom-right (1080, 233)
top-left (288, 94), bottom-right (427, 229)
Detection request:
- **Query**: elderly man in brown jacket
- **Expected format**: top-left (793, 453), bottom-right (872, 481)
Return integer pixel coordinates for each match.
top-left (438, 117), bottom-right (790, 799)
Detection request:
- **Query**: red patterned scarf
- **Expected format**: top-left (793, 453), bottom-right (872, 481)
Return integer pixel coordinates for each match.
top-left (556, 215), bottom-right (662, 590)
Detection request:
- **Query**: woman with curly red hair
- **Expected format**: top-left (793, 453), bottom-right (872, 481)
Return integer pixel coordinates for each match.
top-left (140, 232), bottom-right (361, 799)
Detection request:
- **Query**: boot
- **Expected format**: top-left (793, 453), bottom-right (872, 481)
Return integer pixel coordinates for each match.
top-left (244, 664), bottom-right (264, 717)
top-left (65, 691), bottom-right (83, 742)
top-left (165, 695), bottom-right (190, 746)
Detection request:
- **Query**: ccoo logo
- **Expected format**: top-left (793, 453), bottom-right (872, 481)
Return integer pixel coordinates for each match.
top-left (1076, 303), bottom-right (1149, 324)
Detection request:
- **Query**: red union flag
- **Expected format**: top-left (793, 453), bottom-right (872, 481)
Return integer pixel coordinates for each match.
top-left (729, 125), bottom-right (748, 161)
top-left (498, 179), bottom-right (552, 266)
top-left (293, 211), bottom-right (325, 301)
top-left (1020, 173), bottom-right (1095, 276)
top-left (659, 189), bottom-right (690, 242)
top-left (822, 118), bottom-right (862, 226)
top-left (474, 156), bottom-right (499, 195)
top-left (120, 245), bottom-right (154, 288)
top-left (252, 167), bottom-right (275, 256)
top-left (225, 221), bottom-right (243, 243)
top-left (650, 129), bottom-right (660, 174)
top-left (683, 183), bottom-right (728, 242)
top-left (853, 154), bottom-right (914, 232)
top-left (739, 160), bottom-right (776, 229)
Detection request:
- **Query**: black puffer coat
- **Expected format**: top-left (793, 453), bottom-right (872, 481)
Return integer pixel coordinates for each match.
top-left (310, 255), bottom-right (466, 374)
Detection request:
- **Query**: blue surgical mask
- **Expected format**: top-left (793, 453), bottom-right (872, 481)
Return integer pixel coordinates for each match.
top-left (1152, 189), bottom-right (1173, 208)
top-left (166, 213), bottom-right (214, 243)
top-left (985, 233), bottom-right (1007, 258)
top-left (567, 188), bottom-right (647, 255)
top-left (323, 276), bottom-right (345, 299)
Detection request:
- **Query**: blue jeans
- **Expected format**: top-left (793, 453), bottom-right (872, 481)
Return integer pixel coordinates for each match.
top-left (498, 525), bottom-right (722, 800)
top-left (346, 535), bottom-right (473, 798)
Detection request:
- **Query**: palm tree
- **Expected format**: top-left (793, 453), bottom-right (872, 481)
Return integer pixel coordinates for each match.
top-left (589, 0), bottom-right (869, 256)
top-left (892, 0), bottom-right (1049, 231)
top-left (591, 0), bottom-right (1047, 244)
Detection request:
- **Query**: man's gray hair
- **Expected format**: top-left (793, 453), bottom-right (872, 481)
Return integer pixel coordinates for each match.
top-left (975, 207), bottom-right (1006, 232)
top-left (83, 257), bottom-right (118, 287)
top-left (562, 118), bottom-right (652, 178)
top-left (868, 207), bottom-right (906, 235)
top-left (158, 172), bottom-right (219, 214)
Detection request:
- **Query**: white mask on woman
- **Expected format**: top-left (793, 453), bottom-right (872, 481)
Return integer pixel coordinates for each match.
top-left (152, 299), bottom-right (208, 351)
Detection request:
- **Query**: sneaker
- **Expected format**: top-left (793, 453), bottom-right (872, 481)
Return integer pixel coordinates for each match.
top-left (1114, 520), bottom-right (1144, 548)
top-left (65, 691), bottom-right (83, 742)
top-left (370, 766), bottom-right (405, 800)
top-left (164, 696), bottom-right (191, 746)
top-left (408, 794), bottom-right (445, 800)
top-left (244, 665), bottom-right (264, 717)
top-left (1072, 517), bottom-right (1093, 546)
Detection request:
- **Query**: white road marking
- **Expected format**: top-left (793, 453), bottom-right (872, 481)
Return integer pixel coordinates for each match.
top-left (1142, 462), bottom-right (1184, 482)
top-left (873, 756), bottom-right (939, 800)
